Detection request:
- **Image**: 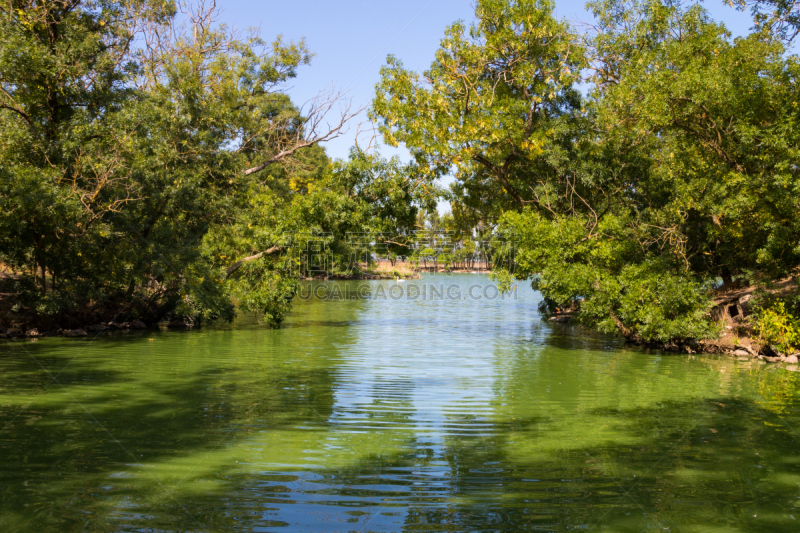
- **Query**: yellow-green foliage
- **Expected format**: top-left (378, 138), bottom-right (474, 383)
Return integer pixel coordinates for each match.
top-left (754, 300), bottom-right (800, 354)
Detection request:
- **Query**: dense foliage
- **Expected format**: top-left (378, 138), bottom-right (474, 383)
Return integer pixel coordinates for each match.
top-left (373, 0), bottom-right (800, 343)
top-left (4, 0), bottom-right (800, 342)
top-left (0, 0), bottom-right (429, 328)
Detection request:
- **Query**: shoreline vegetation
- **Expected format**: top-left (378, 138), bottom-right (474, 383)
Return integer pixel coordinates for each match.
top-left (2, 0), bottom-right (800, 359)
top-left (4, 260), bottom-right (800, 366)
top-left (549, 275), bottom-right (800, 363)
top-left (4, 260), bottom-right (800, 367)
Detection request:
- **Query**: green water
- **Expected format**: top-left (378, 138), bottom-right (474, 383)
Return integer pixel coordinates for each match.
top-left (2, 275), bottom-right (800, 532)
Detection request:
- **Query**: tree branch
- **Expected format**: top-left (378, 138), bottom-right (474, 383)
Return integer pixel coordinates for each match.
top-left (242, 88), bottom-right (364, 176)
top-left (226, 245), bottom-right (283, 276)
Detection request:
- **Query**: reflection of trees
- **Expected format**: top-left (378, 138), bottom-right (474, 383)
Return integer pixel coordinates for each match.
top-left (0, 300), bottom-right (359, 532)
top-left (527, 319), bottom-right (629, 353)
top-left (4, 307), bottom-right (800, 531)
top-left (93, 362), bottom-right (800, 532)
top-left (123, 394), bottom-right (797, 532)
top-left (0, 358), bottom-right (341, 531)
top-left (395, 396), bottom-right (800, 532)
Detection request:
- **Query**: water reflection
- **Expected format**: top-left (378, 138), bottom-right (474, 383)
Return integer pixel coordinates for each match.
top-left (0, 275), bottom-right (799, 531)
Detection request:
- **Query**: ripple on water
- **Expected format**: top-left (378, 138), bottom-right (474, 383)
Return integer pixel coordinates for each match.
top-left (2, 275), bottom-right (800, 531)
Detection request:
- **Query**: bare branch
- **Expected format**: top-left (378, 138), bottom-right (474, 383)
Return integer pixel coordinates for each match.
top-left (354, 121), bottom-right (379, 152)
top-left (242, 88), bottom-right (364, 175)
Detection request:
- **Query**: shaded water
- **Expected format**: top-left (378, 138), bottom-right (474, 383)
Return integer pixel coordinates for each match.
top-left (2, 274), bottom-right (800, 532)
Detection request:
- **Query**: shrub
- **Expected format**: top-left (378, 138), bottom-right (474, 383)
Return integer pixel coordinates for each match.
top-left (753, 300), bottom-right (800, 355)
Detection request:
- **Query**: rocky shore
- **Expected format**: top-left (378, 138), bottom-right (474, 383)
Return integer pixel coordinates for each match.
top-left (694, 277), bottom-right (800, 363)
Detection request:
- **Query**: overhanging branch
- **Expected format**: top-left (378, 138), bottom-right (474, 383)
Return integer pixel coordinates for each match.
top-left (226, 245), bottom-right (283, 277)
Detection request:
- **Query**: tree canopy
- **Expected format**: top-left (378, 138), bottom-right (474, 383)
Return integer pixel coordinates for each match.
top-left (4, 0), bottom-right (800, 344)
top-left (0, 0), bottom-right (428, 328)
top-left (372, 0), bottom-right (800, 343)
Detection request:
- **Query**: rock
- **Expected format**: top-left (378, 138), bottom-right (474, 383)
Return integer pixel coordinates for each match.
top-left (129, 320), bottom-right (146, 330)
top-left (765, 356), bottom-right (782, 363)
top-left (733, 349), bottom-right (750, 357)
top-left (549, 316), bottom-right (571, 323)
top-left (761, 345), bottom-right (781, 358)
top-left (738, 294), bottom-right (753, 316)
top-left (6, 328), bottom-right (22, 338)
top-left (168, 319), bottom-right (191, 329)
top-left (786, 355), bottom-right (799, 363)
top-left (63, 329), bottom-right (88, 337)
top-left (86, 324), bottom-right (109, 333)
top-left (25, 328), bottom-right (39, 337)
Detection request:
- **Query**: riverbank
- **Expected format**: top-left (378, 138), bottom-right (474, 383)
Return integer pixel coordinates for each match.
top-left (548, 275), bottom-right (800, 363)
top-left (5, 267), bottom-right (799, 364)
top-left (302, 261), bottom-right (421, 280)
top-left (696, 276), bottom-right (799, 362)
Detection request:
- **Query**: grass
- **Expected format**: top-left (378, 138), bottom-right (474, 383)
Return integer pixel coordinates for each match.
top-left (369, 261), bottom-right (418, 279)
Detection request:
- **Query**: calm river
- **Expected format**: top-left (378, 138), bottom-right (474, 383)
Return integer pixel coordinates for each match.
top-left (2, 274), bottom-right (800, 532)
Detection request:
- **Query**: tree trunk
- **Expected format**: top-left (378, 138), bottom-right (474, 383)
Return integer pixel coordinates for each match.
top-left (720, 266), bottom-right (734, 290)
top-left (610, 311), bottom-right (642, 343)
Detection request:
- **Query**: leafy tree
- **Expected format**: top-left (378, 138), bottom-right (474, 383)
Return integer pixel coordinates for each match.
top-left (375, 0), bottom-right (800, 343)
top-left (0, 0), bottom-right (183, 325)
top-left (0, 0), bottom-right (405, 328)
top-left (731, 0), bottom-right (800, 41)
top-left (589, 0), bottom-right (800, 283)
top-left (372, 0), bottom-right (585, 218)
top-left (505, 0), bottom-right (799, 342)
